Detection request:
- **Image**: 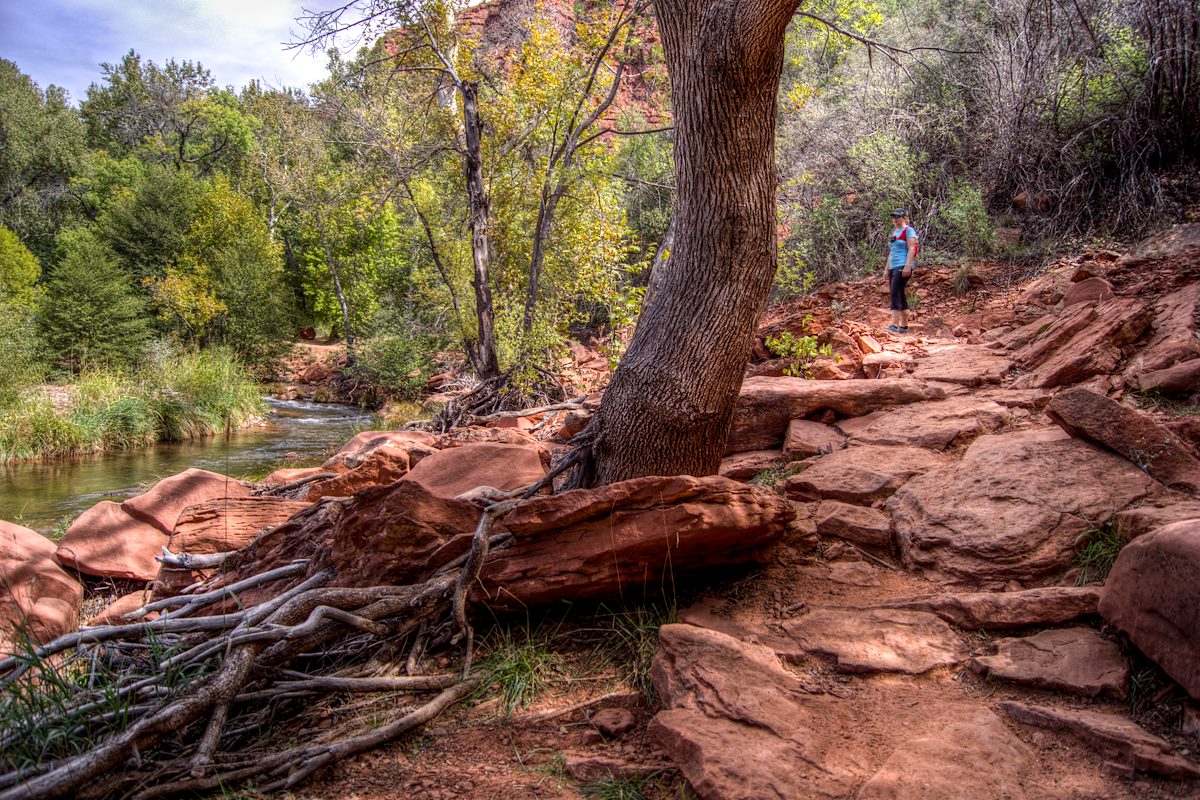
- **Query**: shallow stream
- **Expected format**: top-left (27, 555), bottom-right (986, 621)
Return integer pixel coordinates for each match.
top-left (0, 398), bottom-right (372, 536)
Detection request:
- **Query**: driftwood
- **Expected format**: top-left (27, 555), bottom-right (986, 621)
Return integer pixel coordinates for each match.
top-left (0, 491), bottom-right (520, 800)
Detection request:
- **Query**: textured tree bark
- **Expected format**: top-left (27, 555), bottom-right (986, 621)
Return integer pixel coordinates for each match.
top-left (462, 81), bottom-right (501, 380)
top-left (586, 0), bottom-right (801, 485)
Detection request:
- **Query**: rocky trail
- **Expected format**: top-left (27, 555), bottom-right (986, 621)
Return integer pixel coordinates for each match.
top-left (3, 225), bottom-right (1200, 799)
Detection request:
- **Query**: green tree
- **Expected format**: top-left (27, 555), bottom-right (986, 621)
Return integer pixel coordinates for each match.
top-left (0, 60), bottom-right (85, 260)
top-left (0, 225), bottom-right (40, 306)
top-left (39, 228), bottom-right (151, 370)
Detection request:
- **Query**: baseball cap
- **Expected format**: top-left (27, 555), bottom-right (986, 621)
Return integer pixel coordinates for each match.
top-left (890, 208), bottom-right (908, 218)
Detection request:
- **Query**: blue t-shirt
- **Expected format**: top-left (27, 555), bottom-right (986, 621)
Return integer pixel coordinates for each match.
top-left (889, 225), bottom-right (917, 270)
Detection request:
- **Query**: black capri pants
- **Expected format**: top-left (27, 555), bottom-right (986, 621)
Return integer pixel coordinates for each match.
top-left (888, 268), bottom-right (909, 311)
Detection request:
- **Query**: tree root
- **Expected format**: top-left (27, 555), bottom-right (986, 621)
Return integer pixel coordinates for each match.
top-left (0, 489), bottom-right (528, 800)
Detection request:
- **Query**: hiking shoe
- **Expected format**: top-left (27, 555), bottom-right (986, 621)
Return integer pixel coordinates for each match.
top-left (886, 324), bottom-right (900, 333)
top-left (898, 326), bottom-right (910, 333)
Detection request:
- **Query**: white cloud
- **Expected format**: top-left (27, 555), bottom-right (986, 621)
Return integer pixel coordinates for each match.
top-left (0, 0), bottom-right (335, 103)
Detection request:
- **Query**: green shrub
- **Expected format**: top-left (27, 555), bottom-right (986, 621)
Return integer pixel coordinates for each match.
top-left (938, 179), bottom-right (995, 258)
top-left (351, 333), bottom-right (432, 401)
top-left (765, 318), bottom-right (832, 377)
top-left (0, 302), bottom-right (46, 407)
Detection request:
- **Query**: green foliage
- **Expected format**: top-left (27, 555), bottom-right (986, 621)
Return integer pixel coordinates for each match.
top-left (764, 318), bottom-right (832, 377)
top-left (0, 347), bottom-right (262, 462)
top-left (350, 333), bottom-right (433, 401)
top-left (748, 465), bottom-right (801, 489)
top-left (1073, 522), bottom-right (1127, 585)
top-left (39, 227), bottom-right (152, 371)
top-left (0, 302), bottom-right (46, 407)
top-left (477, 624), bottom-right (567, 716)
top-left (0, 226), bottom-right (40, 306)
top-left (0, 60), bottom-right (85, 261)
top-left (938, 179), bottom-right (994, 258)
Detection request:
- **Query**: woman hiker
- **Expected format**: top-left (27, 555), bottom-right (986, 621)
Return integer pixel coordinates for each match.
top-left (884, 208), bottom-right (918, 333)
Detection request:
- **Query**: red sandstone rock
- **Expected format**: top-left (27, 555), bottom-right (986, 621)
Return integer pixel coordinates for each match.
top-left (1114, 500), bottom-right (1200, 539)
top-left (649, 624), bottom-right (861, 799)
top-left (1136, 358), bottom-right (1200, 396)
top-left (122, 468), bottom-right (251, 534)
top-left (717, 450), bottom-right (785, 481)
top-left (999, 702), bottom-right (1200, 780)
top-left (401, 442), bottom-right (547, 499)
top-left (780, 608), bottom-right (967, 674)
top-left (1061, 276), bottom-right (1114, 306)
top-left (908, 345), bottom-right (1011, 386)
top-left (262, 466), bottom-right (327, 486)
top-left (1047, 387), bottom-right (1200, 492)
top-left (726, 377), bottom-right (945, 453)
top-left (322, 430), bottom-right (438, 472)
top-left (1100, 520), bottom-right (1200, 700)
top-left (306, 442), bottom-right (433, 500)
top-left (861, 351), bottom-right (913, 379)
top-left (56, 501), bottom-right (168, 581)
top-left (1125, 284), bottom-right (1200, 378)
top-left (838, 397), bottom-right (1009, 451)
top-left (0, 520), bottom-right (83, 655)
top-left (814, 500), bottom-right (892, 550)
top-left (1011, 298), bottom-right (1152, 389)
top-left (881, 586), bottom-right (1102, 629)
top-left (784, 445), bottom-right (949, 504)
top-left (478, 476), bottom-right (792, 609)
top-left (782, 419), bottom-right (845, 459)
top-left (891, 433), bottom-right (1155, 584)
top-left (89, 589), bottom-right (155, 626)
top-left (970, 627), bottom-right (1128, 698)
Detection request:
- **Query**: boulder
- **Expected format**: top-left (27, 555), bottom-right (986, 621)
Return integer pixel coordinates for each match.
top-left (718, 450), bottom-right (785, 481)
top-left (838, 397), bottom-right (1009, 451)
top-left (814, 500), bottom-right (892, 550)
top-left (1061, 276), bottom-right (1114, 307)
top-left (0, 521), bottom-right (83, 655)
top-left (1047, 387), bottom-right (1200, 492)
top-left (858, 707), bottom-right (1031, 800)
top-left (300, 362), bottom-right (333, 383)
top-left (1114, 500), bottom-right (1200, 539)
top-left (1099, 520), bottom-right (1200, 700)
top-left (122, 468), bottom-right (251, 534)
top-left (780, 608), bottom-right (967, 674)
top-left (156, 496), bottom-right (311, 595)
top-left (89, 589), bottom-right (154, 626)
top-left (56, 501), bottom-right (168, 581)
top-left (970, 627), bottom-right (1128, 698)
top-left (649, 624), bottom-right (861, 799)
top-left (999, 701), bottom-right (1200, 780)
top-left (589, 708), bottom-right (637, 738)
top-left (1136, 358), bottom-right (1200, 395)
top-left (908, 345), bottom-right (1011, 386)
top-left (785, 445), bottom-right (949, 504)
top-left (857, 334), bottom-right (882, 354)
top-left (306, 441), bottom-right (435, 500)
top-left (401, 442), bottom-right (547, 499)
top-left (1124, 283), bottom-right (1200, 378)
top-left (480, 476), bottom-right (792, 609)
top-left (861, 351), bottom-right (914, 379)
top-left (1011, 298), bottom-right (1152, 389)
top-left (881, 586), bottom-right (1102, 630)
top-left (322, 430), bottom-right (438, 472)
top-left (261, 466), bottom-right (327, 486)
top-left (782, 419), bottom-right (845, 459)
top-left (727, 377), bottom-right (945, 453)
top-left (891, 433), bottom-right (1156, 584)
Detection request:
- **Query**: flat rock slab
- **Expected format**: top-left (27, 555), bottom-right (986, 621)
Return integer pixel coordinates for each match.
top-left (785, 445), bottom-right (950, 504)
top-left (971, 627), bottom-right (1128, 698)
top-left (1048, 387), bottom-right (1200, 492)
top-left (999, 701), bottom-right (1200, 780)
top-left (122, 468), bottom-right (250, 534)
top-left (57, 501), bottom-right (169, 581)
top-left (858, 707), bottom-right (1031, 800)
top-left (782, 419), bottom-right (845, 459)
top-left (781, 608), bottom-right (967, 674)
top-left (401, 442), bottom-right (547, 499)
top-left (891, 433), bottom-right (1156, 584)
top-left (882, 586), bottom-right (1102, 630)
top-left (649, 624), bottom-right (865, 799)
top-left (1100, 520), bottom-right (1200, 700)
top-left (727, 377), bottom-right (946, 453)
top-left (1011, 298), bottom-right (1152, 389)
top-left (1114, 500), bottom-right (1200, 539)
top-left (840, 397), bottom-right (1009, 451)
top-left (815, 500), bottom-right (892, 550)
top-left (718, 450), bottom-right (784, 481)
top-left (908, 345), bottom-right (1011, 386)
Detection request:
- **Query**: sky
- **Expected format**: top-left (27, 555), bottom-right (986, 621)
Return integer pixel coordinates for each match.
top-left (0, 0), bottom-right (335, 103)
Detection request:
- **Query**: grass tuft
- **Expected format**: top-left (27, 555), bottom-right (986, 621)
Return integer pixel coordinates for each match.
top-left (1072, 521), bottom-right (1127, 585)
top-left (476, 623), bottom-right (568, 715)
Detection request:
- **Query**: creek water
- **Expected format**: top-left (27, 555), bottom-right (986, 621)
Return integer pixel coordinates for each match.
top-left (0, 398), bottom-right (373, 536)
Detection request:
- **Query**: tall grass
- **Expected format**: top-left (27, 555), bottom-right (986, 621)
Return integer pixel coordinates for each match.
top-left (0, 347), bottom-right (264, 463)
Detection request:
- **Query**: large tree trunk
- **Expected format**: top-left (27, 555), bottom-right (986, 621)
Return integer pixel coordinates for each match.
top-left (585, 0), bottom-right (800, 486)
top-left (462, 81), bottom-right (501, 380)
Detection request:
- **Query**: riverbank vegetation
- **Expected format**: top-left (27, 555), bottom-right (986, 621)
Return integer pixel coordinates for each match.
top-left (1, 0), bottom-right (1194, 444)
top-left (0, 348), bottom-right (263, 463)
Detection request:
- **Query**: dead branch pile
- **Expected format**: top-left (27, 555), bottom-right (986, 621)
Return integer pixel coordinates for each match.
top-left (0, 493), bottom-right (524, 800)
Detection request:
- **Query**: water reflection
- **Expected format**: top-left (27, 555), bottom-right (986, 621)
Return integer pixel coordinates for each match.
top-left (0, 398), bottom-right (373, 534)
